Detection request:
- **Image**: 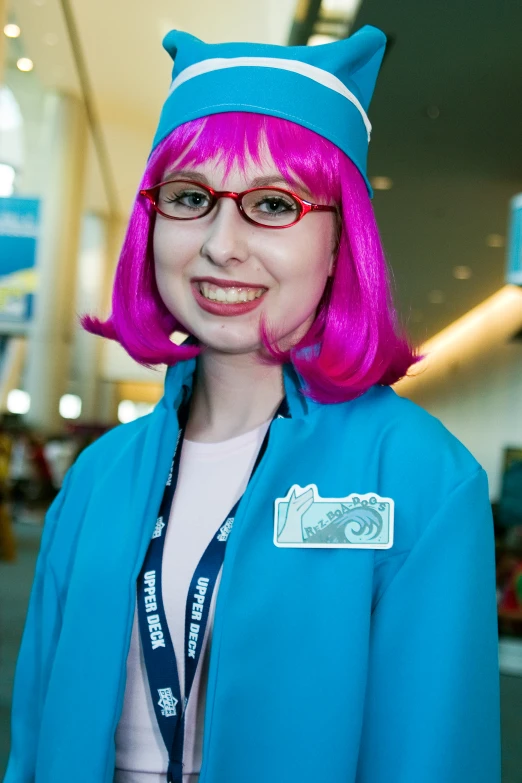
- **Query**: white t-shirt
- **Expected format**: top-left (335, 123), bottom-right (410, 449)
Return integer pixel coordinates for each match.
top-left (114, 419), bottom-right (271, 783)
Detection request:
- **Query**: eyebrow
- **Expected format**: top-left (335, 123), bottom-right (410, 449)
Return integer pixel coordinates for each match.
top-left (162, 168), bottom-right (210, 184)
top-left (162, 168), bottom-right (313, 197)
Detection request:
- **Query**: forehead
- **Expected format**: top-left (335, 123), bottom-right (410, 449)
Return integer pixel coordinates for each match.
top-left (163, 154), bottom-right (310, 194)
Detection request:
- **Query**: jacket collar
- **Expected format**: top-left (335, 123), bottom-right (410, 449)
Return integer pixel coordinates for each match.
top-left (162, 357), bottom-right (319, 420)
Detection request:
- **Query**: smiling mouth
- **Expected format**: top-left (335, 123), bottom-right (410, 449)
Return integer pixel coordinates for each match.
top-left (196, 281), bottom-right (267, 304)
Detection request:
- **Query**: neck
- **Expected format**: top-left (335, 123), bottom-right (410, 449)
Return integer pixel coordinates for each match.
top-left (184, 349), bottom-right (285, 443)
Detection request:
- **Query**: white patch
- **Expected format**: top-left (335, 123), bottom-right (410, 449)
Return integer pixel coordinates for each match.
top-left (274, 484), bottom-right (394, 549)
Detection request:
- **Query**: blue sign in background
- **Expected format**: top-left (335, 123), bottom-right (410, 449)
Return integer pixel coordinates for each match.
top-left (506, 194), bottom-right (522, 286)
top-left (0, 196), bottom-right (40, 323)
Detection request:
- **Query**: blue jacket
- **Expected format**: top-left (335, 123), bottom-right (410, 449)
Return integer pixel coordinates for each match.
top-left (5, 359), bottom-right (501, 783)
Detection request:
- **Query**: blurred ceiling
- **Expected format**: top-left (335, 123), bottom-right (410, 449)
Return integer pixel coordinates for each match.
top-left (8, 0), bottom-right (297, 216)
top-left (354, 0), bottom-right (522, 340)
top-left (5, 0), bottom-right (522, 342)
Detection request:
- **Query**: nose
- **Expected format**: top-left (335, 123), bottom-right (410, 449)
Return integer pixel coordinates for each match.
top-left (200, 196), bottom-right (250, 268)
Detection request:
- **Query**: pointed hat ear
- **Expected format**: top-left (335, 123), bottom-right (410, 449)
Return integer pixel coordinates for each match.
top-left (336, 26), bottom-right (387, 111)
top-left (162, 29), bottom-right (207, 71)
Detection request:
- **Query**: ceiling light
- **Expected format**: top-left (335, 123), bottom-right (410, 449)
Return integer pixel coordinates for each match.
top-left (428, 289), bottom-right (445, 304)
top-left (118, 400), bottom-right (136, 424)
top-left (486, 233), bottom-right (505, 248)
top-left (0, 164), bottom-right (15, 197)
top-left (425, 105), bottom-right (440, 119)
top-left (453, 265), bottom-right (472, 280)
top-left (394, 286), bottom-right (522, 397)
top-left (4, 23), bottom-right (21, 38)
top-left (7, 389), bottom-right (30, 414)
top-left (59, 394), bottom-right (82, 420)
top-left (322, 0), bottom-right (361, 14)
top-left (370, 176), bottom-right (393, 191)
top-left (308, 34), bottom-right (338, 45)
top-left (118, 400), bottom-right (154, 424)
top-left (16, 57), bottom-right (33, 72)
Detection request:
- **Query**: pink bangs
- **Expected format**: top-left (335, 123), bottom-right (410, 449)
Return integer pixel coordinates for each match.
top-left (82, 112), bottom-right (418, 403)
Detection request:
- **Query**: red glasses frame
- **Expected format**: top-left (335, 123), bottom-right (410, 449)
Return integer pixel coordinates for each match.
top-left (139, 179), bottom-right (337, 229)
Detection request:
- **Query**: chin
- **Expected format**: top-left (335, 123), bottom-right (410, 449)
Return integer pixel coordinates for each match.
top-left (198, 332), bottom-right (263, 356)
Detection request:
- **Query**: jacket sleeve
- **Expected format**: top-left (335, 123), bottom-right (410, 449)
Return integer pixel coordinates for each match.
top-left (4, 467), bottom-right (75, 783)
top-left (355, 467), bottom-right (501, 783)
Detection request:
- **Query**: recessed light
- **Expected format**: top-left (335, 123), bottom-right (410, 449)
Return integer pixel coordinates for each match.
top-left (425, 105), bottom-right (440, 119)
top-left (428, 289), bottom-right (445, 304)
top-left (59, 394), bottom-right (82, 420)
top-left (322, 0), bottom-right (361, 13)
top-left (16, 57), bottom-right (33, 72)
top-left (4, 23), bottom-right (21, 38)
top-left (371, 176), bottom-right (393, 191)
top-left (7, 389), bottom-right (30, 414)
top-left (44, 32), bottom-right (58, 46)
top-left (486, 234), bottom-right (505, 248)
top-left (453, 265), bottom-right (472, 280)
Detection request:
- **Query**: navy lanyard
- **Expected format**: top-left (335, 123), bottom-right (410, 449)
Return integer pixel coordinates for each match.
top-left (137, 390), bottom-right (290, 783)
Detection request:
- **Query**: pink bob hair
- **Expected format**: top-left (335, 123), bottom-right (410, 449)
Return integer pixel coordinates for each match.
top-left (82, 112), bottom-right (418, 404)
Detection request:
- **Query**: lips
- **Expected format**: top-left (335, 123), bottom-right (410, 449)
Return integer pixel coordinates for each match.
top-left (191, 281), bottom-right (267, 317)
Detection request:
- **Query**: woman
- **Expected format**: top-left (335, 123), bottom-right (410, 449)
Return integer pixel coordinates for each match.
top-left (5, 25), bottom-right (500, 783)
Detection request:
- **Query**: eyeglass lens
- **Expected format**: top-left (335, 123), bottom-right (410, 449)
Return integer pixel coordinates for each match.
top-left (156, 181), bottom-right (302, 226)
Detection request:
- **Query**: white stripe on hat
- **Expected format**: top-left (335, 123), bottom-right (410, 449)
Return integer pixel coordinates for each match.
top-left (168, 56), bottom-right (372, 140)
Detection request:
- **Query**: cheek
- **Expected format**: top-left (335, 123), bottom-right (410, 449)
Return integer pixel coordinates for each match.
top-left (152, 224), bottom-right (199, 296)
top-left (153, 225), bottom-right (171, 283)
top-left (267, 223), bottom-right (333, 301)
top-left (154, 220), bottom-right (204, 266)
top-left (152, 225), bottom-right (197, 321)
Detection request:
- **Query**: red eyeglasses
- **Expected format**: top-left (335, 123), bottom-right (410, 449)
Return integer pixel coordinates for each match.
top-left (140, 179), bottom-right (337, 229)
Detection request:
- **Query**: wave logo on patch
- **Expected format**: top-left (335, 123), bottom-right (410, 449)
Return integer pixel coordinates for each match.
top-left (274, 484), bottom-right (394, 549)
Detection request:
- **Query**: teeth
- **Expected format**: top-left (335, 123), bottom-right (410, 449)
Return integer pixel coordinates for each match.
top-left (198, 282), bottom-right (266, 304)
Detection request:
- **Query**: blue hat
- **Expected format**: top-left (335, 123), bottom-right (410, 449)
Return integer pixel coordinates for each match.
top-left (152, 25), bottom-right (387, 195)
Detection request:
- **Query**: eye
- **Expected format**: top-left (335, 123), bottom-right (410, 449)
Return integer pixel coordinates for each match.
top-left (158, 181), bottom-right (212, 217)
top-left (254, 195), bottom-right (296, 214)
top-left (165, 189), bottom-right (211, 209)
top-left (242, 188), bottom-right (301, 226)
top-left (172, 190), bottom-right (209, 209)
